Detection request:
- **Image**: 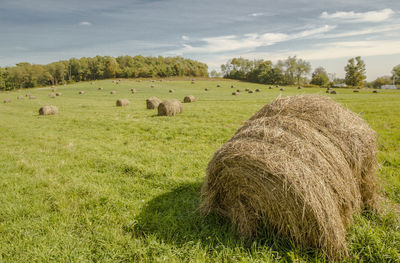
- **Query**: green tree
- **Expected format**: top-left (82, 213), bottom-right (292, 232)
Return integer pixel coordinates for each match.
top-left (345, 56), bottom-right (366, 87)
top-left (392, 65), bottom-right (400, 85)
top-left (311, 67), bottom-right (330, 86)
top-left (372, 76), bottom-right (392, 89)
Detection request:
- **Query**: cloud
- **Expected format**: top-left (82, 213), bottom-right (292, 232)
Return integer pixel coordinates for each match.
top-left (176, 25), bottom-right (335, 54)
top-left (181, 35), bottom-right (189, 41)
top-left (79, 21), bottom-right (92, 26)
top-left (249, 12), bottom-right (264, 17)
top-left (320, 8), bottom-right (395, 23)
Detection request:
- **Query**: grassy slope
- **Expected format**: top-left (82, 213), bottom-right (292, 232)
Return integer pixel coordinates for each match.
top-left (0, 79), bottom-right (399, 262)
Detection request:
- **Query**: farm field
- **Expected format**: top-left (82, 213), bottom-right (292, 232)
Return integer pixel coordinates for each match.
top-left (0, 79), bottom-right (399, 262)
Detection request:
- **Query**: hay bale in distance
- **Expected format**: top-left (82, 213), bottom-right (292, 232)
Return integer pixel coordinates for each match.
top-left (110, 91), bottom-right (116, 94)
top-left (330, 90), bottom-right (337, 94)
top-left (269, 86), bottom-right (273, 89)
top-left (28, 95), bottom-right (36, 99)
top-left (232, 92), bottom-right (238, 96)
top-left (353, 90), bottom-right (359, 93)
top-left (255, 89), bottom-right (261, 92)
top-left (56, 92), bottom-right (62, 96)
top-left (79, 91), bottom-right (85, 94)
top-left (184, 95), bottom-right (195, 103)
top-left (205, 88), bottom-right (209, 91)
top-left (146, 96), bottom-right (162, 109)
top-left (231, 85), bottom-right (235, 89)
top-left (236, 89), bottom-right (241, 93)
top-left (49, 93), bottom-right (56, 98)
top-left (39, 105), bottom-right (58, 115)
top-left (373, 90), bottom-right (379, 93)
top-left (245, 88), bottom-right (249, 91)
top-left (17, 96), bottom-right (24, 100)
top-left (3, 98), bottom-right (11, 103)
top-left (98, 87), bottom-right (103, 90)
top-left (248, 90), bottom-right (254, 93)
top-left (200, 95), bottom-right (378, 259)
top-left (116, 98), bottom-right (130, 107)
top-left (297, 86), bottom-right (302, 89)
top-left (217, 84), bottom-right (221, 87)
top-left (131, 88), bottom-right (137, 94)
top-left (280, 88), bottom-right (284, 91)
top-left (158, 99), bottom-right (183, 116)
top-left (169, 89), bottom-right (174, 93)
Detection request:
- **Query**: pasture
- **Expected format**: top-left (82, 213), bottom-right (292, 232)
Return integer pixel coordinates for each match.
top-left (0, 79), bottom-right (399, 262)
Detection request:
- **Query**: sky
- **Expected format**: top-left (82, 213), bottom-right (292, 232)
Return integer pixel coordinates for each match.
top-left (0, 0), bottom-right (400, 81)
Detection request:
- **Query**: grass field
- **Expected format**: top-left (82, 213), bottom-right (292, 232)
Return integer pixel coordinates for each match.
top-left (0, 79), bottom-right (399, 262)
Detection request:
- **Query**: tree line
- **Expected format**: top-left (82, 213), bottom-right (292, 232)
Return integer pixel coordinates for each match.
top-left (0, 55), bottom-right (208, 90)
top-left (221, 56), bottom-right (399, 88)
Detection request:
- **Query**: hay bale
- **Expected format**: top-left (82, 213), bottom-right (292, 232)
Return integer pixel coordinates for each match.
top-left (49, 93), bottom-right (56, 98)
top-left (56, 92), bottom-right (62, 96)
top-left (79, 91), bottom-right (85, 94)
top-left (373, 90), bottom-right (379, 93)
top-left (116, 98), bottom-right (130, 107)
top-left (28, 95), bottom-right (36, 99)
top-left (231, 85), bottom-right (235, 89)
top-left (158, 99), bottom-right (183, 116)
top-left (205, 88), bottom-right (209, 91)
top-left (25, 94), bottom-right (30, 97)
top-left (232, 92), bottom-right (238, 96)
top-left (217, 84), bottom-right (221, 87)
top-left (151, 85), bottom-right (155, 88)
top-left (52, 88), bottom-right (56, 92)
top-left (98, 87), bottom-right (103, 90)
top-left (169, 89), bottom-right (174, 93)
top-left (353, 90), bottom-right (359, 93)
top-left (245, 88), bottom-right (249, 92)
top-left (255, 89), bottom-right (261, 92)
top-left (269, 86), bottom-right (273, 89)
top-left (184, 95), bottom-right (195, 103)
top-left (200, 95), bottom-right (378, 259)
top-left (17, 96), bottom-right (24, 100)
top-left (39, 105), bottom-right (58, 115)
top-left (110, 91), bottom-right (116, 94)
top-left (131, 88), bottom-right (137, 94)
top-left (3, 98), bottom-right (11, 103)
top-left (248, 90), bottom-right (254, 94)
top-left (146, 96), bottom-right (162, 109)
top-left (297, 86), bottom-right (302, 89)
top-left (280, 88), bottom-right (284, 91)
top-left (330, 90), bottom-right (337, 94)
top-left (236, 89), bottom-right (241, 93)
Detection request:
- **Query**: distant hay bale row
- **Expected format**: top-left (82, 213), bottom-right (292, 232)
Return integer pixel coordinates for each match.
top-left (200, 95), bottom-right (378, 259)
top-left (183, 95), bottom-right (195, 103)
top-left (39, 105), bottom-right (58, 115)
top-left (146, 96), bottom-right (162, 109)
top-left (116, 99), bottom-right (130, 107)
top-left (158, 99), bottom-right (182, 116)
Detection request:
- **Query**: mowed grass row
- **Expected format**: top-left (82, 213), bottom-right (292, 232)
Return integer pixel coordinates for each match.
top-left (0, 79), bottom-right (399, 262)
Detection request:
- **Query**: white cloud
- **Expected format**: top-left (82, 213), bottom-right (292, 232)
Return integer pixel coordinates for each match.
top-left (79, 21), bottom-right (92, 26)
top-left (320, 8), bottom-right (394, 23)
top-left (181, 35), bottom-right (189, 41)
top-left (176, 25), bottom-right (335, 54)
top-left (249, 12), bottom-right (264, 17)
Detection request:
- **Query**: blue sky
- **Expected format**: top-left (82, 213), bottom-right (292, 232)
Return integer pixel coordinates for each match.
top-left (0, 0), bottom-right (399, 80)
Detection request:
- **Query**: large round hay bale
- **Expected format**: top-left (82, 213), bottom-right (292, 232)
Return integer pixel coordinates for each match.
top-left (131, 88), bottom-right (137, 94)
top-left (39, 105), bottom-right (58, 115)
top-left (373, 90), bottom-right (379, 93)
top-left (56, 92), bottom-right (62, 96)
top-left (232, 92), bottom-right (238, 96)
top-left (17, 96), bottom-right (24, 100)
top-left (245, 88), bottom-right (249, 91)
top-left (269, 86), bottom-right (273, 89)
top-left (353, 90), bottom-right (359, 93)
top-left (3, 98), bottom-right (11, 103)
top-left (169, 89), bottom-right (174, 93)
top-left (217, 84), bottom-right (221, 87)
top-left (110, 91), bottom-right (116, 94)
top-left (49, 93), bottom-right (56, 98)
top-left (248, 90), bottom-right (254, 94)
top-left (200, 95), bottom-right (378, 259)
top-left (116, 98), bottom-right (130, 107)
top-left (28, 95), bottom-right (36, 99)
top-left (255, 89), bottom-right (261, 92)
top-left (183, 95), bottom-right (195, 103)
top-left (280, 88), bottom-right (284, 91)
top-left (330, 90), bottom-right (337, 94)
top-left (297, 86), bottom-right (302, 89)
top-left (204, 88), bottom-right (209, 91)
top-left (236, 89), bottom-right (241, 93)
top-left (79, 91), bottom-right (85, 94)
top-left (146, 96), bottom-right (162, 109)
top-left (98, 87), bottom-right (103, 90)
top-left (157, 99), bottom-right (183, 116)
top-left (231, 85), bottom-right (235, 89)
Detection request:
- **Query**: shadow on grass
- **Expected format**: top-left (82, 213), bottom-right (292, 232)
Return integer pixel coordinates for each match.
top-left (131, 182), bottom-right (320, 261)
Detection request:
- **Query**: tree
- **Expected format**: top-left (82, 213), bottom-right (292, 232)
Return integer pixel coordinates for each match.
top-left (392, 65), bottom-right (400, 85)
top-left (344, 56), bottom-right (366, 87)
top-left (311, 67), bottom-right (330, 86)
top-left (371, 76), bottom-right (392, 89)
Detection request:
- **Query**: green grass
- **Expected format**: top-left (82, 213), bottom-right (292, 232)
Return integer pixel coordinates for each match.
top-left (0, 79), bottom-right (399, 262)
